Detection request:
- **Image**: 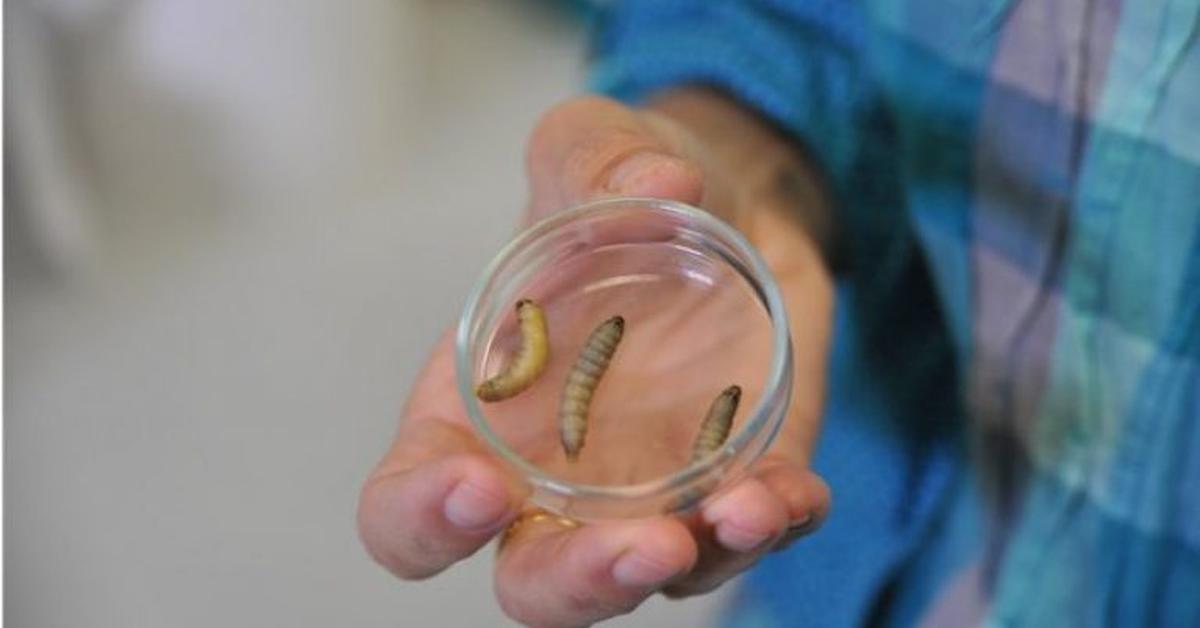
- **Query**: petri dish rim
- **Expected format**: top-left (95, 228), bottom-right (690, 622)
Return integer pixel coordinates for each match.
top-left (454, 197), bottom-right (791, 504)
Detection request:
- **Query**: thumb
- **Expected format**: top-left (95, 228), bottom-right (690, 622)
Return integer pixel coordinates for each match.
top-left (525, 96), bottom-right (704, 221)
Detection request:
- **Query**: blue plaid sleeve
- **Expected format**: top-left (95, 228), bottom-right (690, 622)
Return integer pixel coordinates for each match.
top-left (588, 0), bottom-right (874, 179)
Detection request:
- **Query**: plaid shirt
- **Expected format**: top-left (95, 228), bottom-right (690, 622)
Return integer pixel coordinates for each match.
top-left (589, 1), bottom-right (1200, 626)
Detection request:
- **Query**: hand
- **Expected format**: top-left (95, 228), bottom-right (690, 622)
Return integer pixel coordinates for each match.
top-left (359, 92), bottom-right (834, 627)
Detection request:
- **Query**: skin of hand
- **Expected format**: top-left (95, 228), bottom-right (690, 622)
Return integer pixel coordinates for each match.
top-left (358, 88), bottom-right (835, 628)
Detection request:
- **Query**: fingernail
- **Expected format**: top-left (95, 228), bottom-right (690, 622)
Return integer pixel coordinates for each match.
top-left (701, 494), bottom-right (775, 552)
top-left (787, 514), bottom-right (817, 536)
top-left (444, 480), bottom-right (510, 531)
top-left (715, 520), bottom-right (774, 552)
top-left (612, 551), bottom-right (682, 588)
top-left (607, 152), bottom-right (681, 195)
top-left (773, 515), bottom-right (819, 553)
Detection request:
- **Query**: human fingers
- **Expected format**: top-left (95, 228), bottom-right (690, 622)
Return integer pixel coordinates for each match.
top-left (358, 333), bottom-right (527, 580)
top-left (663, 457), bottom-right (830, 598)
top-left (494, 514), bottom-right (698, 627)
top-left (358, 419), bottom-right (525, 580)
top-left (524, 95), bottom-right (704, 221)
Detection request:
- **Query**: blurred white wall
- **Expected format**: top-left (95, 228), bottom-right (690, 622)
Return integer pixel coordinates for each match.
top-left (5, 1), bottom-right (729, 626)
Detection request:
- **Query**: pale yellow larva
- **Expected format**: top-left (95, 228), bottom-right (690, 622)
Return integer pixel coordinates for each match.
top-left (690, 385), bottom-right (742, 462)
top-left (475, 299), bottom-right (549, 402)
top-left (559, 315), bottom-right (625, 462)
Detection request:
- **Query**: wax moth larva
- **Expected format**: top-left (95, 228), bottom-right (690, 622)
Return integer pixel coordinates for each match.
top-left (559, 315), bottom-right (625, 461)
top-left (690, 385), bottom-right (742, 461)
top-left (475, 299), bottom-right (550, 402)
top-left (670, 385), bottom-right (743, 513)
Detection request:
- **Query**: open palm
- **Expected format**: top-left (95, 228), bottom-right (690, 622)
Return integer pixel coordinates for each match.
top-left (359, 93), bottom-right (833, 627)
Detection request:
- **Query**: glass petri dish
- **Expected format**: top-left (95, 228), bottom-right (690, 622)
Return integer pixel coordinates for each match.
top-left (456, 197), bottom-right (792, 520)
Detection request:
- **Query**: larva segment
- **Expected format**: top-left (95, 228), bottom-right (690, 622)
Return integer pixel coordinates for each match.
top-left (559, 315), bottom-right (625, 462)
top-left (475, 299), bottom-right (550, 402)
top-left (690, 385), bottom-right (742, 462)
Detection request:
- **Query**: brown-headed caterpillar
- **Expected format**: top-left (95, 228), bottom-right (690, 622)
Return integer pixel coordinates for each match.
top-left (670, 385), bottom-right (742, 513)
top-left (559, 315), bottom-right (625, 461)
top-left (690, 385), bottom-right (742, 461)
top-left (475, 299), bottom-right (549, 402)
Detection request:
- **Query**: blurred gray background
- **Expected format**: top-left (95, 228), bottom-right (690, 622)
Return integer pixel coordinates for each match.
top-left (4, 1), bottom-right (727, 625)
